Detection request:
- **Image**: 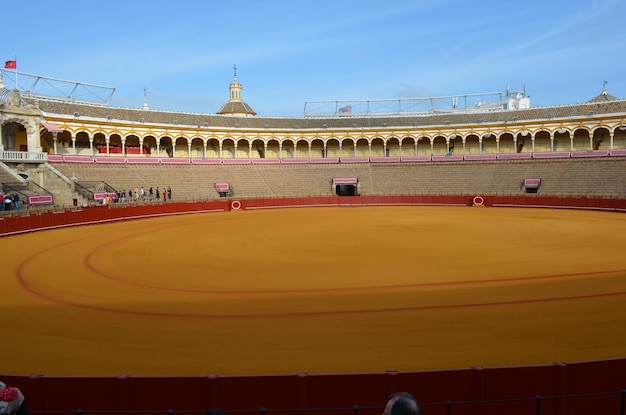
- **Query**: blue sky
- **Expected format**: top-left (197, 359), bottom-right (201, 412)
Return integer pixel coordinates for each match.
top-left (3, 0), bottom-right (625, 117)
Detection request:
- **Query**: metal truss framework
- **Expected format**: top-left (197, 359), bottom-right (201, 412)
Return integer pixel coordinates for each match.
top-left (0, 69), bottom-right (115, 105)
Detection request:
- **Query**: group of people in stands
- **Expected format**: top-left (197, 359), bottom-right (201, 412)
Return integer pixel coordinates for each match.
top-left (113, 186), bottom-right (172, 204)
top-left (0, 380), bottom-right (418, 415)
top-left (0, 193), bottom-right (20, 211)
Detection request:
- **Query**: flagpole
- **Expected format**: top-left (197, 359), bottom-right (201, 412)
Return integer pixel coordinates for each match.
top-left (14, 55), bottom-right (18, 91)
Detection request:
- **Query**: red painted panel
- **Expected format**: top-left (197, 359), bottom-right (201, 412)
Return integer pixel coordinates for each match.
top-left (561, 359), bottom-right (626, 415)
top-left (533, 195), bottom-right (545, 205)
top-left (75, 209), bottom-right (89, 223)
top-left (16, 215), bottom-right (32, 231)
top-left (4, 216), bottom-right (19, 233)
top-left (599, 198), bottom-right (614, 209)
top-left (40, 212), bottom-right (55, 227)
top-left (305, 373), bottom-right (387, 415)
top-left (84, 207), bottom-right (102, 222)
top-left (585, 198), bottom-right (602, 209)
top-left (615, 199), bottom-right (626, 210)
top-left (215, 375), bottom-right (300, 412)
top-left (410, 195), bottom-right (423, 204)
top-left (396, 195), bottom-right (410, 205)
top-left (126, 376), bottom-right (210, 411)
top-left (441, 195), bottom-right (453, 205)
top-left (29, 213), bottom-right (43, 230)
top-left (572, 197), bottom-right (586, 208)
top-left (480, 365), bottom-right (556, 415)
top-left (35, 377), bottom-right (120, 411)
top-left (549, 196), bottom-right (564, 207)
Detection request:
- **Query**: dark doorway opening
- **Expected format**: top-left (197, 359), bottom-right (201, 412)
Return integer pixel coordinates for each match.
top-left (336, 184), bottom-right (356, 196)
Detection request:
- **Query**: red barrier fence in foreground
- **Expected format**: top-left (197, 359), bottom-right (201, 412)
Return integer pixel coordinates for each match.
top-left (1, 359), bottom-right (625, 415)
top-left (1, 195), bottom-right (626, 236)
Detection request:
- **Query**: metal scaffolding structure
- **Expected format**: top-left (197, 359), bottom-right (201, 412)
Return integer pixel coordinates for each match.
top-left (0, 69), bottom-right (115, 105)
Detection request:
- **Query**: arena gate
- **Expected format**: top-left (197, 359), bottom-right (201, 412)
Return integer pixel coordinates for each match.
top-left (332, 177), bottom-right (359, 196)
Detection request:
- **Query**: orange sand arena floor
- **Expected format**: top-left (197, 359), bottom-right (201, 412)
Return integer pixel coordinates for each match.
top-left (1, 206), bottom-right (626, 376)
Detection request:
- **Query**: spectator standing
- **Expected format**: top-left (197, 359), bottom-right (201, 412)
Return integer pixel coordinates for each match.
top-left (167, 186), bottom-right (172, 200)
top-left (3, 194), bottom-right (13, 211)
top-left (13, 193), bottom-right (19, 210)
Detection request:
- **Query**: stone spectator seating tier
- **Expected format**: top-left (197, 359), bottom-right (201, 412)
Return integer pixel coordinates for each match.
top-left (48, 157), bottom-right (626, 202)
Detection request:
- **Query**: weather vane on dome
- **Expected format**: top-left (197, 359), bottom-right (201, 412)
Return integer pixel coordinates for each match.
top-left (233, 64), bottom-right (237, 77)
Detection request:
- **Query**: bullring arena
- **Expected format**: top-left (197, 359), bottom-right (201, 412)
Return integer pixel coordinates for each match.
top-left (1, 70), bottom-right (626, 414)
top-left (2, 205), bottom-right (626, 377)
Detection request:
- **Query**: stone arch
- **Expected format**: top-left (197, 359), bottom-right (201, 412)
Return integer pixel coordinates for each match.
top-left (326, 138), bottom-right (340, 158)
top-left (125, 134), bottom-right (141, 155)
top-left (74, 131), bottom-right (90, 154)
top-left (1, 119), bottom-right (27, 151)
top-left (498, 132), bottom-right (515, 153)
top-left (371, 137), bottom-right (385, 157)
top-left (533, 130), bottom-right (551, 153)
top-left (267, 139), bottom-right (280, 158)
top-left (160, 136), bottom-right (173, 157)
top-left (282, 139), bottom-right (295, 159)
top-left (482, 133), bottom-right (497, 154)
top-left (296, 139), bottom-right (310, 158)
top-left (92, 132), bottom-right (105, 154)
top-left (251, 138), bottom-right (265, 158)
top-left (143, 135), bottom-right (157, 156)
top-left (592, 127), bottom-right (610, 150)
top-left (516, 131), bottom-right (531, 153)
top-left (572, 128), bottom-right (591, 151)
top-left (553, 129), bottom-right (570, 152)
top-left (341, 137), bottom-right (355, 158)
top-left (400, 136), bottom-right (415, 157)
top-left (355, 137), bottom-right (369, 158)
top-left (236, 138), bottom-right (250, 158)
top-left (190, 137), bottom-right (204, 158)
top-left (416, 136), bottom-right (431, 156)
top-left (386, 137), bottom-right (400, 157)
top-left (110, 133), bottom-right (123, 154)
top-left (206, 138), bottom-right (220, 158)
top-left (221, 138), bottom-right (235, 158)
top-left (464, 134), bottom-right (480, 155)
top-left (1, 115), bottom-right (38, 152)
top-left (174, 136), bottom-right (190, 158)
top-left (613, 126), bottom-right (626, 149)
top-left (432, 135), bottom-right (447, 156)
top-left (311, 138), bottom-right (324, 158)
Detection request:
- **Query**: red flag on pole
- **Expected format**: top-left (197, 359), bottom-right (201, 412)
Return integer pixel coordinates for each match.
top-left (4, 60), bottom-right (16, 69)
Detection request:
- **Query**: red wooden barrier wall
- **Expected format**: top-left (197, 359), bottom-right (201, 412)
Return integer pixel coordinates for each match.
top-left (1, 359), bottom-right (625, 415)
